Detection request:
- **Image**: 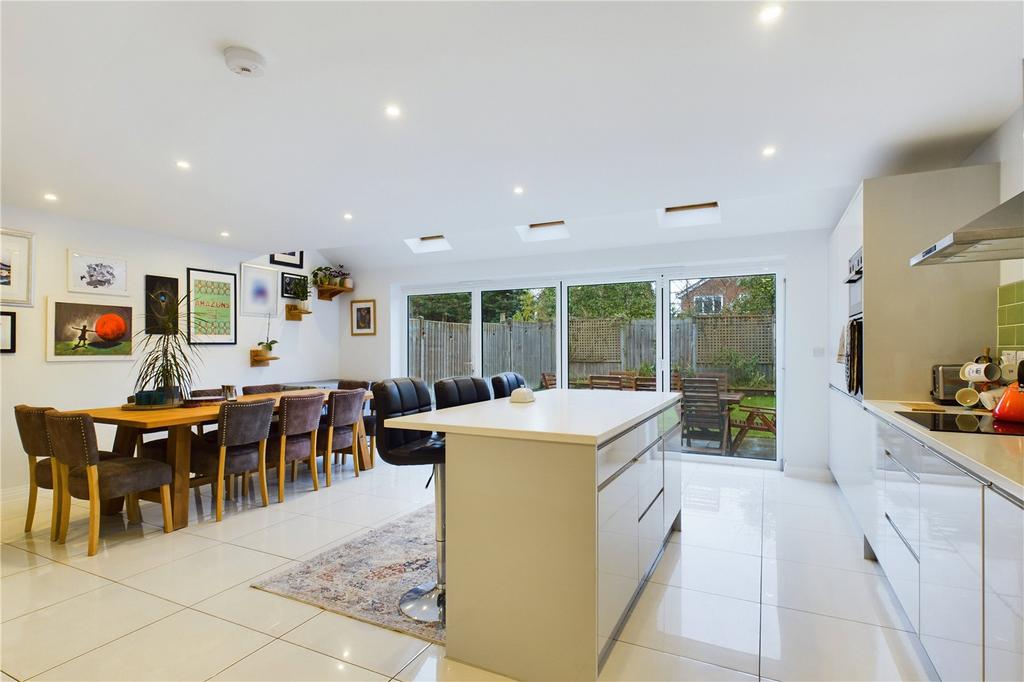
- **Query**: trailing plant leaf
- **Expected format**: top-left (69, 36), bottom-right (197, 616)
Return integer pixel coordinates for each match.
top-left (133, 294), bottom-right (203, 398)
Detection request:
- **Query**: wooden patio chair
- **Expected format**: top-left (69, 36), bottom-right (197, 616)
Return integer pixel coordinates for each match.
top-left (731, 405), bottom-right (777, 451)
top-left (541, 372), bottom-right (558, 389)
top-left (634, 377), bottom-right (657, 391)
top-left (680, 377), bottom-right (732, 454)
top-left (589, 375), bottom-right (623, 390)
top-left (697, 372), bottom-right (728, 391)
top-left (610, 370), bottom-right (637, 390)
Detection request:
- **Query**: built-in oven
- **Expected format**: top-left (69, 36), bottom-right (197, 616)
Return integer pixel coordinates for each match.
top-left (846, 247), bottom-right (863, 317)
top-left (845, 248), bottom-right (864, 398)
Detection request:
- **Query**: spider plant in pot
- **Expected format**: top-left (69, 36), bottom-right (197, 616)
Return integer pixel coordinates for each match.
top-left (258, 313), bottom-right (279, 355)
top-left (133, 293), bottom-right (202, 406)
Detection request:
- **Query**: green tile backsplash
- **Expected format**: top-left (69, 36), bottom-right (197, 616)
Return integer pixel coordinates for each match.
top-left (997, 279), bottom-right (1024, 357)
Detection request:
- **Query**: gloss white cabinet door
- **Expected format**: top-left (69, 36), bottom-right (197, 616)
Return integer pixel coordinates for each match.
top-left (597, 462), bottom-right (639, 655)
top-left (663, 423), bottom-right (683, 537)
top-left (829, 388), bottom-right (881, 551)
top-left (985, 487), bottom-right (1024, 682)
top-left (918, 450), bottom-right (983, 682)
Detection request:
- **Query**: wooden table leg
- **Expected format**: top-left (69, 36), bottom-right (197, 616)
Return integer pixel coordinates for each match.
top-left (101, 425), bottom-right (141, 515)
top-left (355, 416), bottom-right (373, 470)
top-left (166, 425), bottom-right (192, 530)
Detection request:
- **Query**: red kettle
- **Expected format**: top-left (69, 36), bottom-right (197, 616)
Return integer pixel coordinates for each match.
top-left (993, 361), bottom-right (1024, 423)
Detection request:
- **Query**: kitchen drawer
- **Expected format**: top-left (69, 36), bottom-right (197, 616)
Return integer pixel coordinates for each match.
top-left (636, 440), bottom-right (663, 513)
top-left (662, 424), bottom-right (683, 538)
top-left (985, 487), bottom-right (1024, 682)
top-left (878, 420), bottom-right (922, 475)
top-left (639, 491), bottom-right (664, 581)
top-left (883, 451), bottom-right (919, 556)
top-left (597, 417), bottom-right (659, 486)
top-left (882, 510), bottom-right (920, 633)
top-left (598, 462), bottom-right (639, 652)
top-left (657, 404), bottom-right (680, 438)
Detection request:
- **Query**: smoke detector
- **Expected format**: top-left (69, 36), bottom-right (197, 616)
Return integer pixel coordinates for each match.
top-left (223, 46), bottom-right (265, 78)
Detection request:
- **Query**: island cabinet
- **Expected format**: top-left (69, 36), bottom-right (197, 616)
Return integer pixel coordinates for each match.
top-left (985, 487), bottom-right (1024, 682)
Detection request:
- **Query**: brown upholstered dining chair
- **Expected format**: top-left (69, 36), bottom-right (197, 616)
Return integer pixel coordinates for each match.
top-left (44, 410), bottom-right (173, 555)
top-left (14, 405), bottom-right (60, 539)
top-left (265, 393), bottom-right (325, 501)
top-left (338, 379), bottom-right (376, 464)
top-left (317, 389), bottom-right (367, 484)
top-left (188, 399), bottom-right (275, 520)
top-left (242, 383), bottom-right (283, 395)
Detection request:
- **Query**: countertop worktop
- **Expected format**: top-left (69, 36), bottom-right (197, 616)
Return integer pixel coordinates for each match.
top-left (385, 389), bottom-right (679, 445)
top-left (864, 399), bottom-right (1024, 502)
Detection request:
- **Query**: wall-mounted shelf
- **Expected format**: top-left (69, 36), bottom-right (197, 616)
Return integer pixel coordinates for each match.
top-left (316, 285), bottom-right (354, 301)
top-left (250, 349), bottom-right (280, 367)
top-left (285, 304), bottom-right (313, 321)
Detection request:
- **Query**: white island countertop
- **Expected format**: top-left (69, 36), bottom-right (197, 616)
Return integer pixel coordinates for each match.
top-left (865, 399), bottom-right (1024, 502)
top-left (385, 389), bottom-right (679, 446)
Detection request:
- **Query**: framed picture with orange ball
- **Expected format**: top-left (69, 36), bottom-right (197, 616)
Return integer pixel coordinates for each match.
top-left (46, 297), bottom-right (133, 361)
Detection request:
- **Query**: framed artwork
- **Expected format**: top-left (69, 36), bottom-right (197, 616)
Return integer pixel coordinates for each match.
top-left (281, 272), bottom-right (308, 300)
top-left (1, 228), bottom-right (35, 306)
top-left (144, 275), bottom-right (180, 334)
top-left (240, 264), bottom-right (279, 317)
top-left (47, 297), bottom-right (133, 361)
top-left (269, 251), bottom-right (304, 269)
top-left (67, 249), bottom-right (129, 296)
top-left (350, 299), bottom-right (376, 336)
top-left (0, 311), bottom-right (15, 353)
top-left (186, 268), bottom-right (237, 345)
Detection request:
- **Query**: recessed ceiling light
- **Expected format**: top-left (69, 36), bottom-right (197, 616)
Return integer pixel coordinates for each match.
top-left (513, 186), bottom-right (525, 195)
top-left (759, 4), bottom-right (783, 24)
top-left (219, 231), bottom-right (230, 238)
top-left (176, 160), bottom-right (191, 170)
top-left (762, 145), bottom-right (777, 157)
top-left (515, 220), bottom-right (570, 242)
top-left (43, 193), bottom-right (58, 202)
top-left (343, 213), bottom-right (353, 221)
top-left (404, 234), bottom-right (452, 253)
top-left (384, 104), bottom-right (402, 119)
top-left (659, 201), bottom-right (722, 229)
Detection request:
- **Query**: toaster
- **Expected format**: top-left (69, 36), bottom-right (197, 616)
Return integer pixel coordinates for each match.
top-left (931, 365), bottom-right (969, 405)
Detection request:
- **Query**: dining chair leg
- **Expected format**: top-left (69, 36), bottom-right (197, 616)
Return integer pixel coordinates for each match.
top-left (226, 474), bottom-right (236, 501)
top-left (49, 459), bottom-right (62, 541)
top-left (242, 472), bottom-right (251, 499)
top-left (278, 436), bottom-right (287, 503)
top-left (324, 429), bottom-right (334, 487)
top-left (58, 464), bottom-right (72, 544)
top-left (257, 440), bottom-right (269, 507)
top-left (369, 435), bottom-right (376, 466)
top-left (215, 445), bottom-right (227, 522)
top-left (309, 431), bottom-right (320, 491)
top-left (290, 460), bottom-right (298, 482)
top-left (159, 484), bottom-right (172, 533)
top-left (24, 460), bottom-right (38, 532)
top-left (86, 465), bottom-right (101, 557)
top-left (126, 493), bottom-right (142, 524)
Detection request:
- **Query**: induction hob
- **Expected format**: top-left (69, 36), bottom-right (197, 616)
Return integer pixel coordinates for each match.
top-left (896, 411), bottom-right (1024, 437)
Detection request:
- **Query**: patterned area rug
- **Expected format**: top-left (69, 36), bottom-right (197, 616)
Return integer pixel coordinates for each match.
top-left (252, 504), bottom-right (443, 644)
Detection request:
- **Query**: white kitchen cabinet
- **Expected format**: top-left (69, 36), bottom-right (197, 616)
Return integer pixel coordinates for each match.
top-left (828, 387), bottom-right (882, 552)
top-left (918, 450), bottom-right (984, 682)
top-left (663, 422), bottom-right (683, 538)
top-left (985, 487), bottom-right (1024, 682)
top-left (597, 462), bottom-right (639, 653)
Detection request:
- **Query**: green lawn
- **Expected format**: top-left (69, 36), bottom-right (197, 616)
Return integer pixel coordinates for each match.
top-left (729, 394), bottom-right (776, 439)
top-left (53, 341), bottom-right (131, 356)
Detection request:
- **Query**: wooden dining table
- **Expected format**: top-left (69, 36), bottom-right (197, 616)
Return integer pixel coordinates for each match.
top-left (75, 389), bottom-right (373, 530)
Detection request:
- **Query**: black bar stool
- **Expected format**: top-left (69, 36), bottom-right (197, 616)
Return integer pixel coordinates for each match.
top-left (372, 377), bottom-right (447, 624)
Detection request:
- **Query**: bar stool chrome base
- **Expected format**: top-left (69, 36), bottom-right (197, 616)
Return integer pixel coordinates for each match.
top-left (399, 581), bottom-right (445, 624)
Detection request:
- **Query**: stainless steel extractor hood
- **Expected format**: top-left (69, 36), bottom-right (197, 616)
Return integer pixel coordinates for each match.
top-left (910, 191), bottom-right (1023, 266)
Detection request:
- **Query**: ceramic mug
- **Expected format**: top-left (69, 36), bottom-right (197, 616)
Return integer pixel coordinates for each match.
top-left (1000, 362), bottom-right (1019, 382)
top-left (980, 386), bottom-right (1007, 410)
top-left (955, 387), bottom-right (980, 408)
top-left (961, 362), bottom-right (1001, 382)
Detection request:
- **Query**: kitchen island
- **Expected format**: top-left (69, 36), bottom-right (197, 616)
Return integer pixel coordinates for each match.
top-left (385, 389), bottom-right (681, 681)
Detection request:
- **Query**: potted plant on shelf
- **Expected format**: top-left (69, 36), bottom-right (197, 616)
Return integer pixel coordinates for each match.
top-left (311, 264), bottom-right (352, 290)
top-left (133, 293), bottom-right (202, 407)
top-left (311, 266), bottom-right (333, 287)
top-left (292, 275), bottom-right (311, 311)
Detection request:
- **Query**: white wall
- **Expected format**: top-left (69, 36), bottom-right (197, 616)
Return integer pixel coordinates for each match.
top-left (336, 229), bottom-right (831, 472)
top-left (1, 205), bottom-right (341, 491)
top-left (962, 106), bottom-right (1024, 284)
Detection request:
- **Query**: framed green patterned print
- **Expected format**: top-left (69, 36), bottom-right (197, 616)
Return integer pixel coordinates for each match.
top-left (186, 267), bottom-right (237, 345)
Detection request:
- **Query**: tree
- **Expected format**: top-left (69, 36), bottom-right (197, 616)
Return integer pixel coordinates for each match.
top-left (728, 275), bottom-right (776, 314)
top-left (408, 293), bottom-right (471, 323)
top-left (568, 282), bottom-right (655, 320)
top-left (514, 288), bottom-right (556, 322)
top-left (481, 289), bottom-right (524, 323)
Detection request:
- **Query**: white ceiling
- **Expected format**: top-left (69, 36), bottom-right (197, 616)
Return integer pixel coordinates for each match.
top-left (2, 1), bottom-right (1021, 270)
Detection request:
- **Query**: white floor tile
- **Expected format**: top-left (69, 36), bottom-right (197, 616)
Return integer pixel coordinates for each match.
top-left (211, 639), bottom-right (387, 681)
top-left (760, 605), bottom-right (933, 681)
top-left (181, 504), bottom-right (299, 542)
top-left (762, 499), bottom-right (861, 537)
top-left (649, 543), bottom-right (761, 602)
top-left (193, 565), bottom-right (321, 637)
top-left (0, 544), bottom-right (51, 577)
top-left (763, 474), bottom-right (844, 508)
top-left (284, 611), bottom-right (430, 677)
top-left (395, 644), bottom-right (512, 681)
top-left (762, 558), bottom-right (913, 631)
top-left (121, 543), bottom-right (288, 605)
top-left (617, 582), bottom-right (761, 675)
top-left (599, 641), bottom-right (756, 681)
top-left (676, 514), bottom-right (763, 556)
top-left (0, 583), bottom-right (180, 680)
top-left (63, 528), bottom-right (218, 581)
top-left (303, 494), bottom-right (423, 527)
top-left (681, 485), bottom-right (763, 524)
top-left (33, 608), bottom-right (271, 682)
top-left (763, 524), bottom-right (882, 575)
top-left (8, 515), bottom-right (162, 561)
top-left (0, 562), bottom-right (110, 622)
top-left (230, 514), bottom-right (362, 559)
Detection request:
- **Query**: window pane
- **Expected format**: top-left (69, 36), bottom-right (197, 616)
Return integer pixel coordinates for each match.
top-left (566, 281), bottom-right (657, 390)
top-left (407, 292), bottom-right (472, 392)
top-left (481, 288), bottom-right (557, 389)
